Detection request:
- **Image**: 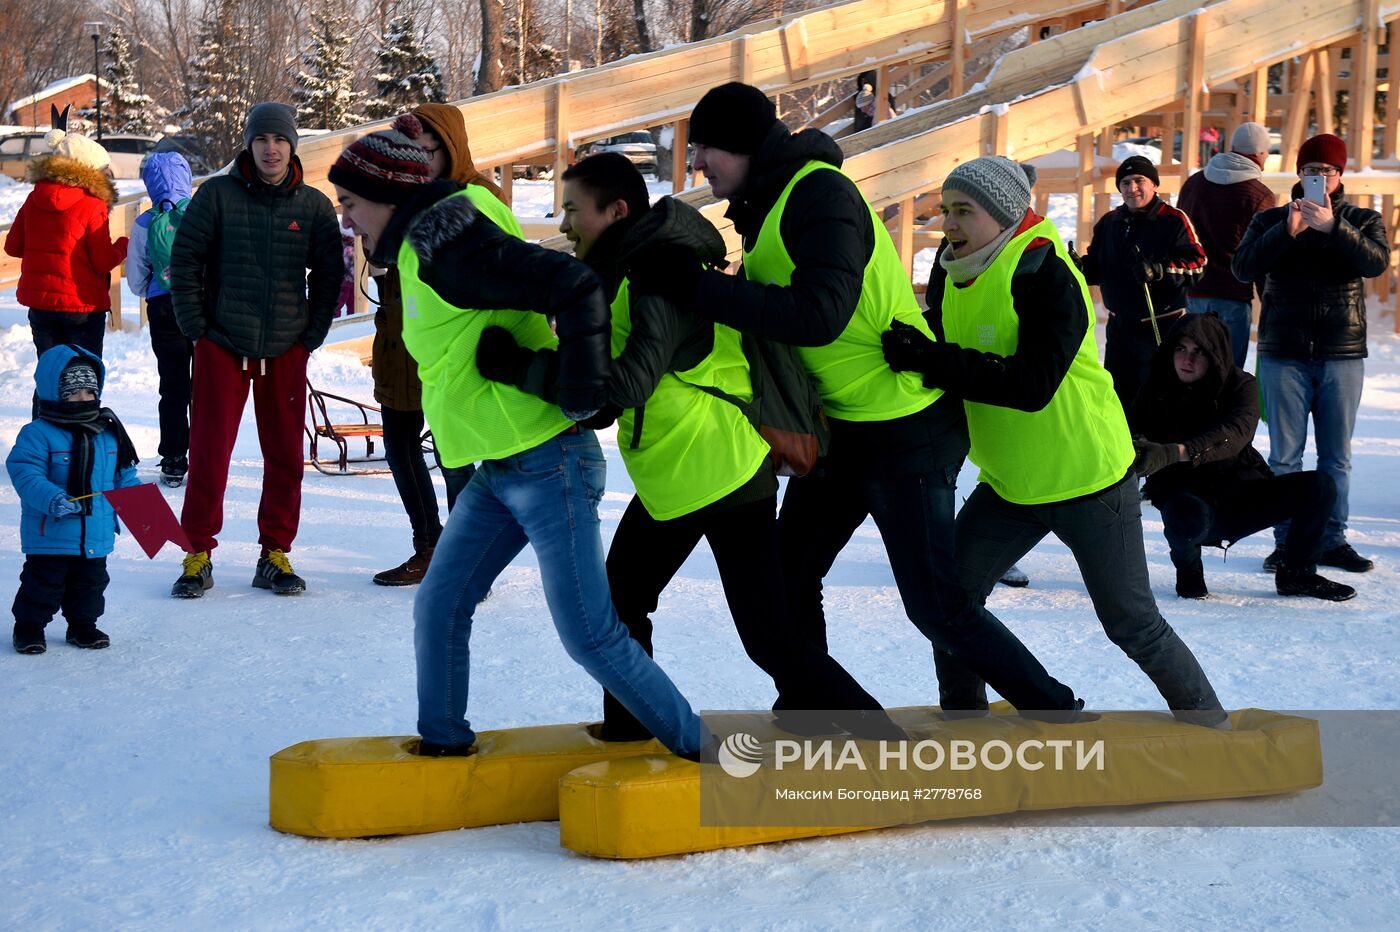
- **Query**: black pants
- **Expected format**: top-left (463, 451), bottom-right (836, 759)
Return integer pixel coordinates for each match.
top-left (945, 472), bottom-right (1223, 718)
top-left (602, 491), bottom-right (885, 738)
top-left (1159, 472), bottom-right (1336, 573)
top-left (29, 309), bottom-right (107, 358)
top-left (429, 440), bottom-right (475, 513)
top-left (12, 555), bottom-right (109, 632)
top-left (145, 295), bottom-right (193, 460)
top-left (1104, 311), bottom-right (1183, 412)
top-left (778, 464), bottom-right (1077, 713)
top-left (381, 405), bottom-right (443, 549)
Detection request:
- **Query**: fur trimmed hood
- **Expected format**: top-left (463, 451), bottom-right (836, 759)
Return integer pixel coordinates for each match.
top-left (26, 155), bottom-right (118, 207)
top-left (406, 188), bottom-right (484, 265)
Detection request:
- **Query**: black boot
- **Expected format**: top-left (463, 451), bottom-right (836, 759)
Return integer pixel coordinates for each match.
top-left (65, 623), bottom-right (110, 649)
top-left (415, 738), bottom-right (475, 757)
top-left (1276, 566), bottom-right (1357, 602)
top-left (1262, 547), bottom-right (1284, 572)
top-left (12, 623), bottom-right (45, 655)
top-left (1315, 543), bottom-right (1374, 573)
top-left (1175, 566), bottom-right (1209, 600)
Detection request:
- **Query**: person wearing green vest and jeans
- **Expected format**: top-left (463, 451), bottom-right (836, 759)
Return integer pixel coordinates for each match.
top-left (882, 156), bottom-right (1225, 725)
top-left (631, 82), bottom-right (1082, 719)
top-left (329, 119), bottom-right (709, 759)
top-left (482, 152), bottom-right (902, 740)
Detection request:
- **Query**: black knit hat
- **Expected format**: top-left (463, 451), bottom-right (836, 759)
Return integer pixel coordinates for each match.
top-left (328, 115), bottom-right (432, 205)
top-left (1116, 155), bottom-right (1160, 188)
top-left (59, 360), bottom-right (99, 400)
top-left (689, 82), bottom-right (779, 155)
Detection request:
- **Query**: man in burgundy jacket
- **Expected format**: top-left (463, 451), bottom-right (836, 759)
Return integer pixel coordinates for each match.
top-left (1177, 122), bottom-right (1276, 368)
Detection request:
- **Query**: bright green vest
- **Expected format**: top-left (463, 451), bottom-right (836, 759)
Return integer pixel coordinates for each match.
top-left (399, 186), bottom-right (569, 466)
top-left (612, 279), bottom-right (771, 520)
top-left (741, 161), bottom-right (941, 422)
top-left (939, 217), bottom-right (1134, 505)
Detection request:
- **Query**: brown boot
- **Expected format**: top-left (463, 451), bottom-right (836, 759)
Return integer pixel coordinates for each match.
top-left (373, 548), bottom-right (434, 587)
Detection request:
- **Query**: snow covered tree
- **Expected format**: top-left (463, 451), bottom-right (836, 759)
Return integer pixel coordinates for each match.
top-left (176, 0), bottom-right (256, 167)
top-left (364, 14), bottom-right (446, 120)
top-left (99, 26), bottom-right (163, 135)
top-left (292, 9), bottom-right (366, 131)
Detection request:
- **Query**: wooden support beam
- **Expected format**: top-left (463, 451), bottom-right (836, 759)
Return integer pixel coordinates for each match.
top-left (735, 35), bottom-right (754, 86)
top-left (1281, 52), bottom-right (1318, 171)
top-left (1316, 48), bottom-right (1335, 134)
top-left (1076, 132), bottom-right (1095, 250)
top-left (981, 105), bottom-right (1009, 156)
top-left (1388, 23), bottom-right (1400, 162)
top-left (553, 83), bottom-right (572, 217)
top-left (353, 239), bottom-right (369, 316)
top-left (1180, 11), bottom-right (1208, 178)
top-left (1250, 66), bottom-right (1269, 125)
top-left (875, 65), bottom-right (892, 124)
top-left (897, 196), bottom-right (915, 277)
top-left (1355, 0), bottom-right (1381, 170)
top-left (780, 18), bottom-right (811, 83)
top-left (950, 0), bottom-right (967, 100)
top-left (671, 119), bottom-right (689, 195)
top-left (499, 166), bottom-right (514, 207)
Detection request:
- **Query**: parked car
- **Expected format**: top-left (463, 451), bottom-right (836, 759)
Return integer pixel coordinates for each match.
top-left (577, 132), bottom-right (657, 175)
top-left (98, 133), bottom-right (161, 179)
top-left (0, 132), bottom-right (50, 180)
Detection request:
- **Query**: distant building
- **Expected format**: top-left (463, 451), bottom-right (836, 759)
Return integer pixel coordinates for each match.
top-left (8, 74), bottom-right (110, 128)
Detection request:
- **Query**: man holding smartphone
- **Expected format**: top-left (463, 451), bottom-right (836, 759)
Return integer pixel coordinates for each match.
top-left (1233, 133), bottom-right (1389, 574)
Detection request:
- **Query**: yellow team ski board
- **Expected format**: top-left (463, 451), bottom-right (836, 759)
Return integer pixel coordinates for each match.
top-left (559, 708), bottom-right (1322, 859)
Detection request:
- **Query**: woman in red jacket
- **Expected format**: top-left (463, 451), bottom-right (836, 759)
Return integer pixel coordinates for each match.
top-left (4, 128), bottom-right (129, 357)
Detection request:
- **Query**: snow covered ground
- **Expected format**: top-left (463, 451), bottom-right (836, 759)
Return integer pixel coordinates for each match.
top-left (0, 185), bottom-right (1397, 930)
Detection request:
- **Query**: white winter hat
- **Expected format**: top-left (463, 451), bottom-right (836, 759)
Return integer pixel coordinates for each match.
top-left (44, 128), bottom-right (111, 171)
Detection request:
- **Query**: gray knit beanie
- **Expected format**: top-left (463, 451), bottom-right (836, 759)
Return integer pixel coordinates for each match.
top-left (244, 102), bottom-right (300, 153)
top-left (1230, 122), bottom-right (1271, 155)
top-left (942, 156), bottom-right (1033, 229)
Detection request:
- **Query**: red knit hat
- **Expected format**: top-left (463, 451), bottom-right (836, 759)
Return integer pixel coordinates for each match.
top-left (1297, 133), bottom-right (1347, 174)
top-left (328, 115), bottom-right (432, 204)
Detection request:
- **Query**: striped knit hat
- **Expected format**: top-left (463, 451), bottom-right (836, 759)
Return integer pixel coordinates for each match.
top-left (328, 115), bottom-right (432, 205)
top-left (942, 156), bottom-right (1033, 229)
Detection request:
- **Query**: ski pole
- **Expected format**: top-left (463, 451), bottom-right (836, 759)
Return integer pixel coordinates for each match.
top-left (1134, 246), bottom-right (1163, 346)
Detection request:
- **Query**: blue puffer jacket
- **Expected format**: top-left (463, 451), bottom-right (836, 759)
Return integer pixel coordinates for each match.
top-left (6, 345), bottom-right (140, 557)
top-left (128, 151), bottom-right (194, 299)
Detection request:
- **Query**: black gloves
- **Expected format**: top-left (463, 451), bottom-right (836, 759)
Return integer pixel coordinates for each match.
top-left (1066, 240), bottom-right (1085, 273)
top-left (579, 403), bottom-right (623, 431)
top-left (625, 244), bottom-right (703, 310)
top-left (1133, 258), bottom-right (1165, 284)
top-left (880, 319), bottom-right (937, 372)
top-left (476, 326), bottom-right (536, 386)
top-left (1132, 437), bottom-right (1182, 477)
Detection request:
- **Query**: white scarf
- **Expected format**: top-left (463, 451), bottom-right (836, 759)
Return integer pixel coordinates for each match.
top-left (939, 222), bottom-right (1021, 285)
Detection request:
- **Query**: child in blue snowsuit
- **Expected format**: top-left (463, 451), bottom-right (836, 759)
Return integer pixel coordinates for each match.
top-left (8, 345), bottom-right (140, 653)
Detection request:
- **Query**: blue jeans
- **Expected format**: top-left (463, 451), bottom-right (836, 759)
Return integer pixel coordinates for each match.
top-left (1257, 356), bottom-right (1364, 550)
top-left (413, 428), bottom-right (706, 755)
top-left (1187, 296), bottom-right (1252, 369)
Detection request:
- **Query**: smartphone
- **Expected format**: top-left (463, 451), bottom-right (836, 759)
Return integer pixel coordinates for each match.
top-left (1302, 174), bottom-right (1328, 206)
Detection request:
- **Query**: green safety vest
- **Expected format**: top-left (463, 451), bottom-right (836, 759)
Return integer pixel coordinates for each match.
top-left (611, 278), bottom-right (771, 520)
top-left (939, 216), bottom-right (1134, 504)
top-left (741, 160), bottom-right (941, 422)
top-left (399, 186), bottom-right (570, 466)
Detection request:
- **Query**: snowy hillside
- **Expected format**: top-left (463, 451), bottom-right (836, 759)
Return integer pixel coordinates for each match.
top-left (0, 229), bottom-right (1397, 926)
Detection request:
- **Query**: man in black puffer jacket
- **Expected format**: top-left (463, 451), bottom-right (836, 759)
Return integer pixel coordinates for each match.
top-left (169, 103), bottom-right (343, 598)
top-left (1130, 314), bottom-right (1354, 602)
top-left (1233, 133), bottom-right (1389, 575)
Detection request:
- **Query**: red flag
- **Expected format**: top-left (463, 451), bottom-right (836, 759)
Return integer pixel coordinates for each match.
top-left (104, 483), bottom-right (192, 559)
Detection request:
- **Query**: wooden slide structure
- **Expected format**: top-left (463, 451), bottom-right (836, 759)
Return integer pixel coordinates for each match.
top-left (3, 0), bottom-right (1399, 326)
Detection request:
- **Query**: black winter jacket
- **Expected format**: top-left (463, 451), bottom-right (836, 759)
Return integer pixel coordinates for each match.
top-left (371, 181), bottom-right (612, 417)
top-left (691, 122), bottom-right (966, 476)
top-left (1129, 313), bottom-right (1272, 508)
top-left (170, 153), bottom-right (342, 358)
top-left (1082, 196), bottom-right (1207, 322)
top-left (1232, 184), bottom-right (1388, 360)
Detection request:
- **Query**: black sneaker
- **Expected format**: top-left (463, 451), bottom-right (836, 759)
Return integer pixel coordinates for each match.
top-left (1262, 547), bottom-right (1284, 572)
top-left (1315, 543), bottom-right (1374, 573)
top-left (416, 739), bottom-right (475, 757)
top-left (252, 550), bottom-right (306, 595)
top-left (12, 625), bottom-right (45, 654)
top-left (1175, 566), bottom-right (1209, 600)
top-left (159, 455), bottom-right (188, 488)
top-left (66, 625), bottom-right (110, 649)
top-left (172, 551), bottom-right (213, 598)
top-left (998, 563), bottom-right (1030, 588)
top-left (1277, 567), bottom-right (1357, 602)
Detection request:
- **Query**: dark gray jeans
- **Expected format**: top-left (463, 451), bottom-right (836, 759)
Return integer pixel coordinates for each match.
top-left (942, 472), bottom-right (1224, 722)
